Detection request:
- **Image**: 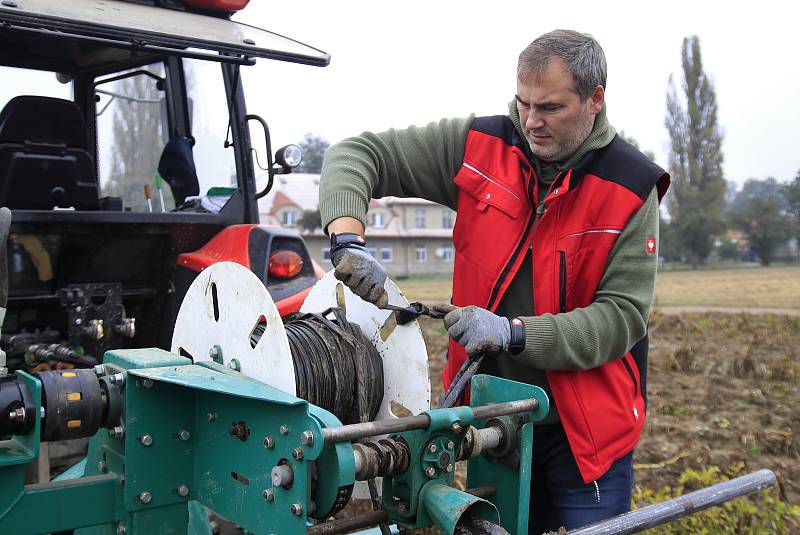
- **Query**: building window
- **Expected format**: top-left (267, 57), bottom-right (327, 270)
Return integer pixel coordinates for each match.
top-left (415, 209), bottom-right (426, 228)
top-left (380, 246), bottom-right (393, 262)
top-left (415, 244), bottom-right (427, 263)
top-left (442, 245), bottom-right (454, 262)
top-left (282, 210), bottom-right (298, 226)
top-left (442, 209), bottom-right (453, 229)
top-left (322, 247), bottom-right (331, 260)
top-left (371, 212), bottom-right (386, 228)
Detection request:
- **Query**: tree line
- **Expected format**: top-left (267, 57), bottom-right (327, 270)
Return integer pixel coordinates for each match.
top-left (663, 36), bottom-right (799, 267)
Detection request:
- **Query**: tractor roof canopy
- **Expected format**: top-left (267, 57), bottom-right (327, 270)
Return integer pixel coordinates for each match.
top-left (0, 0), bottom-right (330, 71)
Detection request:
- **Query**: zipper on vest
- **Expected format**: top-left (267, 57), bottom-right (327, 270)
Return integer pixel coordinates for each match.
top-left (485, 167), bottom-right (541, 311)
top-left (462, 162), bottom-right (523, 203)
top-left (559, 251), bottom-right (567, 313)
top-left (621, 356), bottom-right (639, 398)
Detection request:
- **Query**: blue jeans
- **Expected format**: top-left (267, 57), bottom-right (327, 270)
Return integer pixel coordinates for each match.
top-left (528, 423), bottom-right (634, 534)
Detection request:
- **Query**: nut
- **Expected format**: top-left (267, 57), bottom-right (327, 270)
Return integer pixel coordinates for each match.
top-left (177, 485), bottom-right (190, 497)
top-left (425, 466), bottom-right (436, 478)
top-left (263, 436), bottom-right (275, 448)
top-left (428, 443), bottom-right (437, 453)
top-left (139, 434), bottom-right (153, 447)
top-left (262, 488), bottom-right (275, 502)
top-left (279, 424), bottom-right (289, 435)
top-left (141, 378), bottom-right (154, 388)
top-left (300, 431), bottom-right (314, 446)
top-left (447, 441), bottom-right (455, 450)
top-left (138, 491), bottom-right (152, 504)
top-left (451, 422), bottom-right (462, 434)
top-left (178, 430), bottom-right (191, 441)
top-left (290, 503), bottom-right (303, 516)
top-left (292, 447), bottom-right (304, 460)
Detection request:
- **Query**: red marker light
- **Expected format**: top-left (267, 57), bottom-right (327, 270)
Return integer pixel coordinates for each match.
top-left (268, 251), bottom-right (304, 278)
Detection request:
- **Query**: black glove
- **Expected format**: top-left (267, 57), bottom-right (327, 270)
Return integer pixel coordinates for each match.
top-left (330, 233), bottom-right (389, 308)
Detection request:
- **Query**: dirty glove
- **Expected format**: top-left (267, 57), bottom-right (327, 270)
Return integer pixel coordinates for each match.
top-left (330, 233), bottom-right (389, 308)
top-left (442, 306), bottom-right (511, 357)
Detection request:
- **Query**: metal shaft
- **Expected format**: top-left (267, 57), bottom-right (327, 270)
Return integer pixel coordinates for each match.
top-left (322, 398), bottom-right (538, 444)
top-left (568, 469), bottom-right (776, 534)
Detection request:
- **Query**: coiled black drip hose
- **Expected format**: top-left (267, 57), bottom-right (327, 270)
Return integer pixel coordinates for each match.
top-left (251, 307), bottom-right (384, 425)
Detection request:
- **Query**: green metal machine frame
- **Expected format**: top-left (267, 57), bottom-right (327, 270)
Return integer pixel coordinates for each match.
top-left (0, 348), bottom-right (550, 535)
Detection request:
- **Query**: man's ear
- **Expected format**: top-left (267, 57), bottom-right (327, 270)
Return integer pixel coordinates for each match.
top-left (588, 85), bottom-right (604, 115)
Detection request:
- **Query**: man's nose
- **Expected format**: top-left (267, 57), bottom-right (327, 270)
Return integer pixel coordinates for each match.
top-left (524, 109), bottom-right (545, 130)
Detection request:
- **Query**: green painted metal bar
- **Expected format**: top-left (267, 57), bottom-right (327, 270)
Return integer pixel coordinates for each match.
top-left (0, 474), bottom-right (120, 534)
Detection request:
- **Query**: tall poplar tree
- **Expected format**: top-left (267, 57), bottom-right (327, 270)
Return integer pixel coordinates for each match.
top-left (665, 36), bottom-right (726, 267)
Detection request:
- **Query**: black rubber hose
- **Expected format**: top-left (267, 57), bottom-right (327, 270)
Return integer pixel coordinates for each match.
top-left (263, 308), bottom-right (384, 425)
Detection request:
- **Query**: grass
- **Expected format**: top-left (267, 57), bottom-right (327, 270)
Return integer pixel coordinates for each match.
top-left (654, 265), bottom-right (800, 309)
top-left (395, 265), bottom-right (800, 310)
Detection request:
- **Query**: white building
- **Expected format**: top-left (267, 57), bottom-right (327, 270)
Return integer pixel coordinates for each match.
top-left (258, 173), bottom-right (456, 278)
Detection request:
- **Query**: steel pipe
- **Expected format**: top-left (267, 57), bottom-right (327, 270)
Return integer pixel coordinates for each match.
top-left (322, 398), bottom-right (538, 444)
top-left (568, 469), bottom-right (776, 534)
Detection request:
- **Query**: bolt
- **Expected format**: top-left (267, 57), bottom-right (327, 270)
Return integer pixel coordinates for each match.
top-left (207, 412), bottom-right (218, 421)
top-left (300, 431), bottom-right (314, 446)
top-left (9, 407), bottom-right (25, 422)
top-left (93, 364), bottom-right (106, 376)
top-left (109, 426), bottom-right (124, 440)
top-left (451, 422), bottom-right (462, 434)
top-left (109, 373), bottom-right (125, 386)
top-left (139, 491), bottom-right (152, 504)
top-left (425, 466), bottom-right (436, 478)
top-left (139, 434), bottom-right (153, 447)
top-left (263, 436), bottom-right (275, 448)
top-left (290, 503), bottom-right (303, 516)
top-left (226, 358), bottom-right (241, 372)
top-left (428, 443), bottom-right (437, 454)
top-left (141, 378), bottom-right (154, 389)
top-left (262, 488), bottom-right (274, 502)
top-left (98, 460), bottom-right (108, 473)
top-left (446, 464), bottom-right (453, 473)
top-left (40, 406), bottom-right (45, 418)
top-left (177, 484), bottom-right (190, 497)
top-left (292, 447), bottom-right (304, 460)
top-left (209, 345), bottom-right (223, 363)
top-left (116, 524), bottom-right (126, 535)
top-left (75, 318), bottom-right (83, 325)
top-left (178, 430), bottom-right (191, 441)
top-left (279, 424), bottom-right (289, 435)
top-left (447, 441), bottom-right (455, 450)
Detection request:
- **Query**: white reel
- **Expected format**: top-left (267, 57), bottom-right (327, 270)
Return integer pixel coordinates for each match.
top-left (171, 262), bottom-right (430, 421)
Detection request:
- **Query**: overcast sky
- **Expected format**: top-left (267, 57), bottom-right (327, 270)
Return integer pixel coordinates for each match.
top-left (234, 0), bottom-right (799, 188)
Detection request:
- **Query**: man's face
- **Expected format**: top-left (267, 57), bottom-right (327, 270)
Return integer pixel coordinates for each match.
top-left (515, 60), bottom-right (604, 163)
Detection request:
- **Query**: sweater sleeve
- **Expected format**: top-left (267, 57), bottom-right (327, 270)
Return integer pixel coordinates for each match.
top-left (514, 188), bottom-right (660, 370)
top-left (319, 116), bottom-right (473, 231)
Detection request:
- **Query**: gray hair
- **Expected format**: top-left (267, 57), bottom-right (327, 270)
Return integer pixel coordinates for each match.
top-left (517, 30), bottom-right (607, 100)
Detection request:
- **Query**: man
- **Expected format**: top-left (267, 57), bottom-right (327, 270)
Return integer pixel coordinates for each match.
top-left (320, 30), bottom-right (669, 532)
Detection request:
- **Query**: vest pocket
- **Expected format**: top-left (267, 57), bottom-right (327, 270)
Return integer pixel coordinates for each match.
top-left (559, 251), bottom-right (567, 313)
top-left (454, 162), bottom-right (524, 219)
top-left (620, 355), bottom-right (639, 399)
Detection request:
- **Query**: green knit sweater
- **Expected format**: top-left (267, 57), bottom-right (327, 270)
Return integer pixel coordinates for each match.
top-left (319, 105), bottom-right (659, 423)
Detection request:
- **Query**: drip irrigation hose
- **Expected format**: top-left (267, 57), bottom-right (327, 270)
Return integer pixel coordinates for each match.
top-left (251, 307), bottom-right (384, 425)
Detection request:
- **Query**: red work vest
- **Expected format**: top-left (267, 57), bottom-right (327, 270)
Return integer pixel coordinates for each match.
top-left (442, 116), bottom-right (670, 483)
